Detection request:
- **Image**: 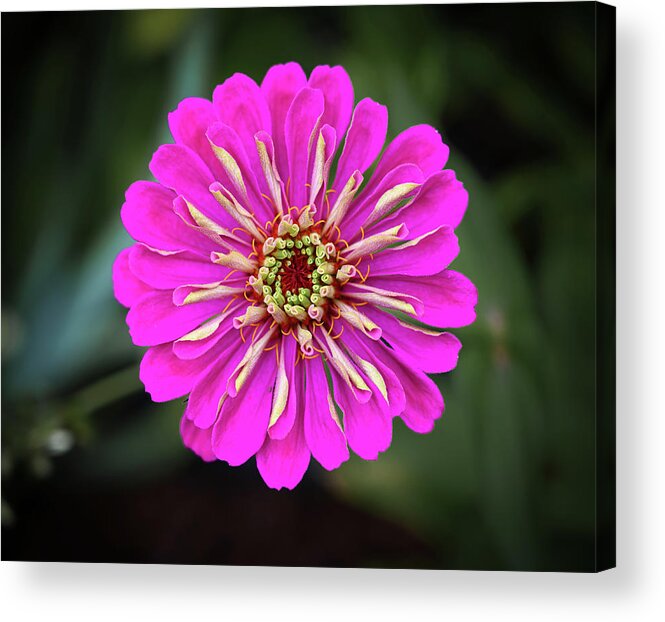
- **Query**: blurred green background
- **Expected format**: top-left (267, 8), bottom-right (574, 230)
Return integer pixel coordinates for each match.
top-left (1, 4), bottom-right (612, 570)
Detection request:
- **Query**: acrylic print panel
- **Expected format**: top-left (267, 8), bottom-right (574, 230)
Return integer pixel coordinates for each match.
top-left (1, 2), bottom-right (615, 572)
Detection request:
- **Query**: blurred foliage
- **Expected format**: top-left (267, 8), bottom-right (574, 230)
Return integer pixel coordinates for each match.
top-left (1, 5), bottom-right (605, 570)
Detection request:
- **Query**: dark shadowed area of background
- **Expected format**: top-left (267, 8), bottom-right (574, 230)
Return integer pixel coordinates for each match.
top-left (1, 3), bottom-right (613, 571)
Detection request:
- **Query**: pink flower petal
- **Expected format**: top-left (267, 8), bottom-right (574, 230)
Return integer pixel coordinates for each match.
top-left (173, 299), bottom-right (246, 361)
top-left (343, 281), bottom-right (425, 319)
top-left (256, 414), bottom-right (310, 491)
top-left (212, 351), bottom-right (277, 466)
top-left (333, 98), bottom-right (388, 194)
top-left (343, 222), bottom-right (409, 262)
top-left (126, 289), bottom-right (223, 346)
top-left (376, 342), bottom-right (445, 434)
top-left (359, 226), bottom-right (459, 278)
top-left (308, 65), bottom-right (354, 143)
top-left (113, 246), bottom-right (151, 308)
top-left (171, 195), bottom-right (252, 253)
top-left (171, 278), bottom-right (245, 308)
top-left (128, 245), bottom-right (228, 290)
top-left (374, 170), bottom-right (468, 237)
top-left (212, 72), bottom-right (272, 168)
top-left (224, 324), bottom-right (276, 398)
top-left (340, 163), bottom-right (423, 241)
top-left (329, 347), bottom-right (392, 461)
top-left (168, 97), bottom-right (224, 181)
top-left (149, 144), bottom-right (235, 230)
top-left (308, 124), bottom-right (337, 210)
top-left (267, 336), bottom-right (299, 440)
top-left (368, 270), bottom-right (477, 328)
top-left (253, 130), bottom-right (287, 214)
top-left (206, 122), bottom-right (273, 224)
top-left (261, 62), bottom-right (307, 182)
top-left (140, 341), bottom-right (221, 402)
top-left (184, 333), bottom-right (248, 429)
top-left (121, 181), bottom-right (215, 256)
top-left (364, 124), bottom-right (449, 198)
top-left (363, 305), bottom-right (462, 374)
top-left (339, 323), bottom-right (406, 417)
top-left (180, 415), bottom-right (216, 462)
top-left (256, 369), bottom-right (310, 490)
top-left (285, 87), bottom-right (324, 208)
top-left (303, 357), bottom-right (349, 470)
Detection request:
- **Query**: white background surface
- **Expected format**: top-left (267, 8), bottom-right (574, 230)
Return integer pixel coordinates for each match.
top-left (1, 0), bottom-right (663, 620)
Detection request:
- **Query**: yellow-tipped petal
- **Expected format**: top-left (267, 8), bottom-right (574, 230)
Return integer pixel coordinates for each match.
top-left (233, 305), bottom-right (268, 329)
top-left (210, 250), bottom-right (257, 273)
top-left (343, 223), bottom-right (408, 261)
top-left (209, 143), bottom-right (248, 201)
top-left (255, 136), bottom-right (283, 214)
top-left (232, 327), bottom-right (276, 394)
top-left (363, 182), bottom-right (420, 228)
top-left (268, 349), bottom-right (289, 428)
top-left (322, 171), bottom-right (363, 236)
top-left (335, 301), bottom-right (382, 339)
top-left (346, 350), bottom-right (388, 403)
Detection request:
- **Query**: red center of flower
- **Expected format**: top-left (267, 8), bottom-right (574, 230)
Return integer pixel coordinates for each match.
top-left (280, 251), bottom-right (313, 293)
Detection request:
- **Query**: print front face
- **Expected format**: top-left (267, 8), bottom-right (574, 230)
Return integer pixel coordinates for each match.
top-left (114, 63), bottom-right (476, 490)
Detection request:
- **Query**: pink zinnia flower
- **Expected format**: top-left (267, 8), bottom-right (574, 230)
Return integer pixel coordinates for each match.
top-left (113, 63), bottom-right (477, 490)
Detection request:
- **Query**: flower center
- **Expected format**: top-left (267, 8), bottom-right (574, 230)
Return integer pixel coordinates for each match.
top-left (247, 211), bottom-right (355, 329)
top-left (278, 244), bottom-right (312, 292)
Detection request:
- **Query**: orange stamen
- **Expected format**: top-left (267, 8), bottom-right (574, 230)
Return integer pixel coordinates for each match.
top-left (222, 296), bottom-right (238, 314)
top-left (331, 325), bottom-right (345, 340)
top-left (222, 269), bottom-right (239, 283)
